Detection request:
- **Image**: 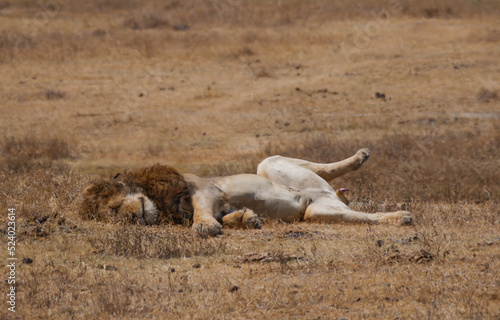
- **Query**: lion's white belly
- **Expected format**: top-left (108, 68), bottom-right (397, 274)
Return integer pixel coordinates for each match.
top-left (210, 174), bottom-right (308, 222)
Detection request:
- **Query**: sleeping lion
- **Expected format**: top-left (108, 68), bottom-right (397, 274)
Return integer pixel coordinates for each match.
top-left (80, 148), bottom-right (413, 236)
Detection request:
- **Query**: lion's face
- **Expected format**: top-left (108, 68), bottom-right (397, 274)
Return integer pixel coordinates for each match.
top-left (82, 181), bottom-right (159, 225)
top-left (115, 193), bottom-right (159, 225)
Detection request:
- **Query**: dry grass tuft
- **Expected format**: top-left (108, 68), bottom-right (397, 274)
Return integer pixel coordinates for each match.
top-left (0, 165), bottom-right (85, 240)
top-left (123, 13), bottom-right (170, 30)
top-left (477, 87), bottom-right (500, 103)
top-left (144, 143), bottom-right (164, 157)
top-left (201, 157), bottom-right (261, 177)
top-left (255, 68), bottom-right (272, 78)
top-left (88, 225), bottom-right (226, 259)
top-left (232, 46), bottom-right (255, 59)
top-left (1, 135), bottom-right (76, 172)
top-left (44, 89), bottom-right (66, 100)
top-left (2, 135), bottom-right (71, 160)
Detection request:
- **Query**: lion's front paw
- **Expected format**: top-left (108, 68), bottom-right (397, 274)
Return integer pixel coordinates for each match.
top-left (192, 220), bottom-right (223, 237)
top-left (242, 209), bottom-right (263, 229)
top-left (222, 208), bottom-right (262, 230)
top-left (378, 211), bottom-right (413, 225)
top-left (354, 148), bottom-right (370, 170)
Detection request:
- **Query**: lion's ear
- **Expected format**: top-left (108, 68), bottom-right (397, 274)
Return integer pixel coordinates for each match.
top-left (111, 173), bottom-right (127, 186)
top-left (83, 184), bottom-right (98, 198)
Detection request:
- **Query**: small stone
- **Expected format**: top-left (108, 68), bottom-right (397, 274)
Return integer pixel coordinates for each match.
top-left (375, 92), bottom-right (386, 99)
top-left (229, 286), bottom-right (239, 293)
top-left (173, 24), bottom-right (190, 31)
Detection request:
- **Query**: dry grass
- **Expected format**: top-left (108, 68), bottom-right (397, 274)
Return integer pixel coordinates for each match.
top-left (1, 135), bottom-right (75, 172)
top-left (88, 225), bottom-right (227, 260)
top-left (0, 0), bottom-right (499, 319)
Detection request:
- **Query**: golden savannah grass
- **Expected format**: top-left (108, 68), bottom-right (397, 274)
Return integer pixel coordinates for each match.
top-left (0, 0), bottom-right (499, 319)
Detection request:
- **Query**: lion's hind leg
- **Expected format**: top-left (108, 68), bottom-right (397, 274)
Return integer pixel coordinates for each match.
top-left (222, 208), bottom-right (262, 230)
top-left (303, 197), bottom-right (413, 226)
top-left (257, 148), bottom-right (370, 186)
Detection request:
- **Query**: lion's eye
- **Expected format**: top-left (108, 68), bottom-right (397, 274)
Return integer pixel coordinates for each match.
top-left (129, 212), bottom-right (138, 221)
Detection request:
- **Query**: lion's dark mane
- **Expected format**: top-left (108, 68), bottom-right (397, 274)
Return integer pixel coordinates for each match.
top-left (121, 165), bottom-right (193, 225)
top-left (81, 165), bottom-right (194, 225)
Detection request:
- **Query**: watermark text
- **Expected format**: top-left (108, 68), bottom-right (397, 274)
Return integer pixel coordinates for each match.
top-left (7, 208), bottom-right (16, 313)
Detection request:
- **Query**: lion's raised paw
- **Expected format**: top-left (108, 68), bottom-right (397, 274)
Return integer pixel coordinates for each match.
top-left (353, 148), bottom-right (370, 170)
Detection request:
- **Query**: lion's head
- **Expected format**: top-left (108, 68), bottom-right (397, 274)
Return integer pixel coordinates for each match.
top-left (81, 179), bottom-right (159, 225)
top-left (80, 165), bottom-right (193, 225)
